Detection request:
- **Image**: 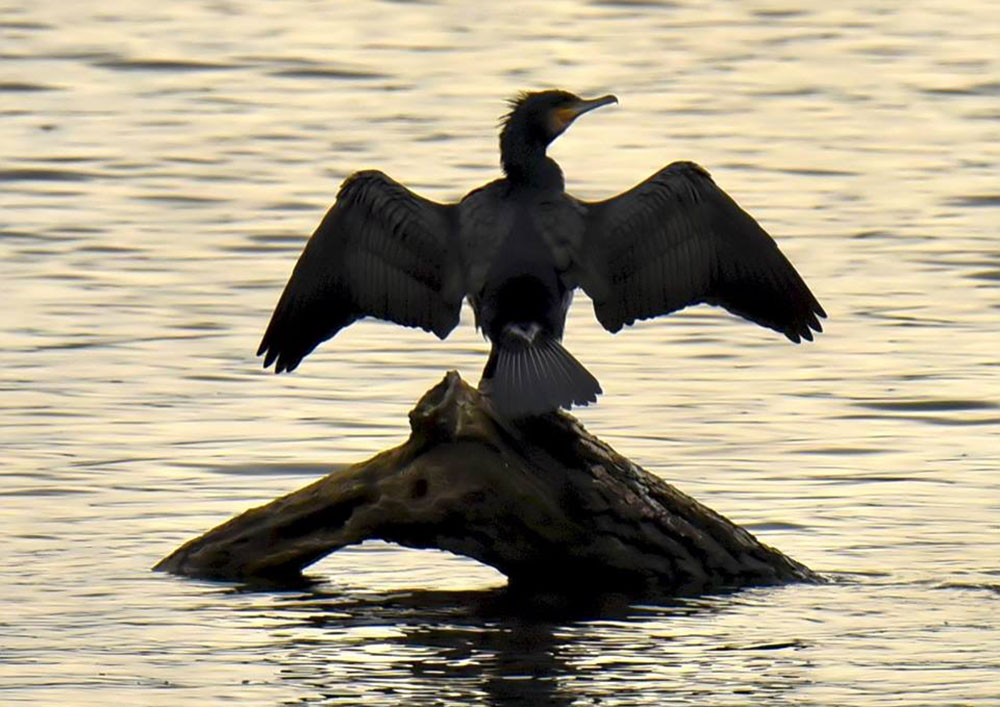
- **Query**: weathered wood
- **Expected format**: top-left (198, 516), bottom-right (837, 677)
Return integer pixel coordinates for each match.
top-left (155, 371), bottom-right (817, 595)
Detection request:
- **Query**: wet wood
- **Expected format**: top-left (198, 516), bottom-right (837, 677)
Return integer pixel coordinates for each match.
top-left (155, 371), bottom-right (818, 595)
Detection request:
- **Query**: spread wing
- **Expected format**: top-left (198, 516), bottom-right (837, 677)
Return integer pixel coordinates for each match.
top-left (576, 161), bottom-right (825, 342)
top-left (257, 170), bottom-right (463, 372)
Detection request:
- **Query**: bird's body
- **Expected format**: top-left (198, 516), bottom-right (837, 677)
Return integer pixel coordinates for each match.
top-left (258, 90), bottom-right (826, 417)
top-left (461, 173), bottom-right (600, 415)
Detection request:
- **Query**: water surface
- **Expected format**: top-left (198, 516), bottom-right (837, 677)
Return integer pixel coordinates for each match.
top-left (2, 1), bottom-right (998, 704)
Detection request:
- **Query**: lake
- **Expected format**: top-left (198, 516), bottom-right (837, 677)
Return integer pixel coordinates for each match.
top-left (1, 0), bottom-right (998, 704)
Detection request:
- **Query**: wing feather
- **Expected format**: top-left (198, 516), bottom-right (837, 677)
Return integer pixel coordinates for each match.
top-left (258, 170), bottom-right (463, 372)
top-left (577, 161), bottom-right (825, 341)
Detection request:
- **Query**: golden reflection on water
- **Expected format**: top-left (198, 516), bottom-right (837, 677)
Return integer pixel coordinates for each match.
top-left (1, 0), bottom-right (998, 704)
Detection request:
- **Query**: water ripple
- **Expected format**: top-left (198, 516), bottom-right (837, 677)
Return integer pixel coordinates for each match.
top-left (1, 1), bottom-right (998, 704)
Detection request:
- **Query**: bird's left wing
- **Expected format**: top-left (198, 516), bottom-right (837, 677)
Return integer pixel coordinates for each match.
top-left (258, 170), bottom-right (463, 372)
top-left (575, 161), bottom-right (825, 342)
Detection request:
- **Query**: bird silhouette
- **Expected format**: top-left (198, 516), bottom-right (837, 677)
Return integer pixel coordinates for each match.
top-left (257, 90), bottom-right (825, 418)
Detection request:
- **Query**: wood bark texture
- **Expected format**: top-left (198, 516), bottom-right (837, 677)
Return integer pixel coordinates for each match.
top-left (155, 371), bottom-right (817, 595)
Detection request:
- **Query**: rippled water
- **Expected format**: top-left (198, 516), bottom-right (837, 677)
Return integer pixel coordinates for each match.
top-left (2, 1), bottom-right (998, 704)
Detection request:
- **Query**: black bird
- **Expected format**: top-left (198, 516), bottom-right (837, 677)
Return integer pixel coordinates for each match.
top-left (257, 90), bottom-right (826, 417)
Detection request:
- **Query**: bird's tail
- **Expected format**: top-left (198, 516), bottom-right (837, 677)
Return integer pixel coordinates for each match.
top-left (479, 324), bottom-right (601, 419)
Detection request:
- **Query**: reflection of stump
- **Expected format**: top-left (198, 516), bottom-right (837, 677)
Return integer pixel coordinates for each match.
top-left (155, 371), bottom-right (817, 595)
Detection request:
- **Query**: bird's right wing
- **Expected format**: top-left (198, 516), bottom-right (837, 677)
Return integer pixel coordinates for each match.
top-left (258, 170), bottom-right (463, 373)
top-left (576, 161), bottom-right (825, 342)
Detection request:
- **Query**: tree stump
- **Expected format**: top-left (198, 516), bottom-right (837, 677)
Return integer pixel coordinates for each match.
top-left (155, 371), bottom-right (818, 595)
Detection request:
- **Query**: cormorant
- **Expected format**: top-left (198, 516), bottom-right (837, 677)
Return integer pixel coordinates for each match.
top-left (257, 90), bottom-right (826, 418)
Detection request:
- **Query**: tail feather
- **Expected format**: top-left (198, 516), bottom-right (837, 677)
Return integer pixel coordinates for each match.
top-left (480, 325), bottom-right (601, 418)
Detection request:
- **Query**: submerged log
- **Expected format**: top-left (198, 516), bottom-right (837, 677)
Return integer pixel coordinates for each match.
top-left (155, 371), bottom-right (817, 595)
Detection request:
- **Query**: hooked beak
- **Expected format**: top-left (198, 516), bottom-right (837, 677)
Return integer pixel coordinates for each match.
top-left (553, 94), bottom-right (618, 132)
top-left (571, 94), bottom-right (619, 117)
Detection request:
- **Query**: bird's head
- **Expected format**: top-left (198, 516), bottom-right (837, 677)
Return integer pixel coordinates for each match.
top-left (499, 90), bottom-right (617, 181)
top-left (502, 89), bottom-right (618, 147)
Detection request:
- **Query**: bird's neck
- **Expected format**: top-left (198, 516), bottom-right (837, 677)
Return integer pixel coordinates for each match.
top-left (500, 129), bottom-right (564, 190)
